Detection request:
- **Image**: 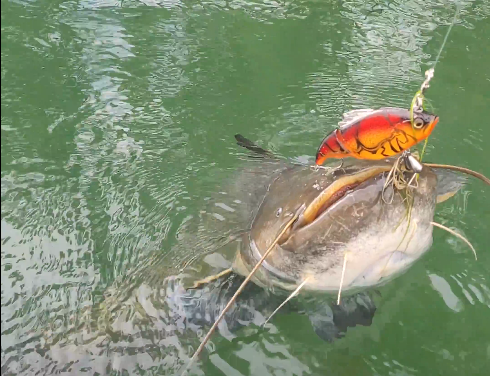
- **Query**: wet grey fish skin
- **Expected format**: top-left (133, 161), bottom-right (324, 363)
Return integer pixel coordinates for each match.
top-left (239, 160), bottom-right (437, 292)
top-left (235, 135), bottom-right (466, 293)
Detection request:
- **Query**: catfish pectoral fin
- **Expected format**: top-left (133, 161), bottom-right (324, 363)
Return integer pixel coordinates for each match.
top-left (307, 292), bottom-right (376, 343)
top-left (308, 308), bottom-right (339, 343)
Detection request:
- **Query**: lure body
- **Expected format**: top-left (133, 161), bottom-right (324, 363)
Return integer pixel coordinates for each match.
top-left (315, 107), bottom-right (439, 165)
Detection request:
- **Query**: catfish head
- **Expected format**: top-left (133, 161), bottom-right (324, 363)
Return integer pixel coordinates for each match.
top-left (233, 158), bottom-right (463, 293)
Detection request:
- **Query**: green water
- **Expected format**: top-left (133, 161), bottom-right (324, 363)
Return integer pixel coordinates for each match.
top-left (2, 1), bottom-right (490, 375)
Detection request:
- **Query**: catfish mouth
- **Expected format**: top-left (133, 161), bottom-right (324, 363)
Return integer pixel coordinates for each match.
top-left (278, 165), bottom-right (393, 245)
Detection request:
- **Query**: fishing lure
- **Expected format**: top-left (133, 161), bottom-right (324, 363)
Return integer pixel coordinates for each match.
top-left (315, 107), bottom-right (439, 165)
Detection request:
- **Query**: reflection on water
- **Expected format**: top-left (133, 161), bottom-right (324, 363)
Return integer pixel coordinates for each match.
top-left (2, 0), bottom-right (490, 375)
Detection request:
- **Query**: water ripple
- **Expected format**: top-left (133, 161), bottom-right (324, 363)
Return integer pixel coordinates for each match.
top-left (2, 1), bottom-right (490, 375)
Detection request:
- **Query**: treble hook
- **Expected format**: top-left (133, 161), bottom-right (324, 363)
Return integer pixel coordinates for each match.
top-left (311, 159), bottom-right (344, 172)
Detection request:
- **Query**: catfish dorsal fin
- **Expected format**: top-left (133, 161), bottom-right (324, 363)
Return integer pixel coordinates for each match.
top-left (234, 134), bottom-right (274, 157)
top-left (338, 108), bottom-right (375, 129)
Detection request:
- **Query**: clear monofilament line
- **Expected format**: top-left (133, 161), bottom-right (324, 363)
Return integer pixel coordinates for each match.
top-left (434, 4), bottom-right (461, 69)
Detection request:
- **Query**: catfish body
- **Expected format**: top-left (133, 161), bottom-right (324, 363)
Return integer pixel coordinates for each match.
top-left (172, 136), bottom-right (465, 344)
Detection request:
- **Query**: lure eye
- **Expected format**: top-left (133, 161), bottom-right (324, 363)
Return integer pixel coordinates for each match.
top-left (413, 117), bottom-right (425, 129)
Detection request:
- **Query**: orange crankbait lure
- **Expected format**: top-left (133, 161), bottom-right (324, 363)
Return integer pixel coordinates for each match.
top-left (315, 107), bottom-right (439, 165)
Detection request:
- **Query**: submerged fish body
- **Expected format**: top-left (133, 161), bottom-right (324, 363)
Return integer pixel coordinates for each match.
top-left (168, 271), bottom-right (377, 343)
top-left (315, 107), bottom-right (439, 165)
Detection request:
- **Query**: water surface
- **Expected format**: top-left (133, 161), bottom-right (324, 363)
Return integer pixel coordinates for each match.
top-left (2, 1), bottom-right (490, 375)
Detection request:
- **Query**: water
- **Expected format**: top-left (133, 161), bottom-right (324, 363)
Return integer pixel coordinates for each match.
top-left (2, 1), bottom-right (490, 375)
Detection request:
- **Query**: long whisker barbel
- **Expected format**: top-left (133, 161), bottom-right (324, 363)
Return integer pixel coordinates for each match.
top-left (180, 205), bottom-right (305, 376)
top-left (382, 158), bottom-right (490, 206)
top-left (431, 221), bottom-right (477, 260)
top-left (423, 163), bottom-right (490, 186)
top-left (263, 278), bottom-right (310, 326)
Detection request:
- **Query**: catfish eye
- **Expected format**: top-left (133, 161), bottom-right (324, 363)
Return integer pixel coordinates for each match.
top-left (276, 208), bottom-right (283, 217)
top-left (413, 117), bottom-right (425, 129)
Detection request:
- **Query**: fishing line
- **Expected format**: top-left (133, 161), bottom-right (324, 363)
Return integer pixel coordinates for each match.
top-left (434, 2), bottom-right (461, 69)
top-left (411, 2), bottom-right (462, 160)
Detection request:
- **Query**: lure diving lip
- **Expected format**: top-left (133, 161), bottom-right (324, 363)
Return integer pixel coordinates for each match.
top-left (315, 107), bottom-right (439, 165)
